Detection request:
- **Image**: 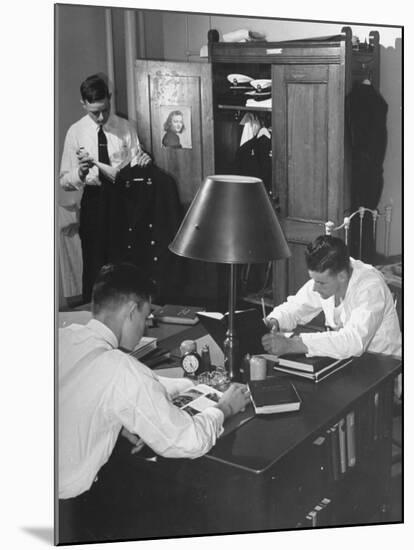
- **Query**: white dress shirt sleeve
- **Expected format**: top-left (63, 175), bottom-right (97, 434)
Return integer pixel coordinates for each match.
top-left (267, 279), bottom-right (323, 331)
top-left (301, 279), bottom-right (388, 359)
top-left (111, 358), bottom-right (224, 459)
top-left (59, 126), bottom-right (85, 191)
top-left (156, 375), bottom-right (195, 398)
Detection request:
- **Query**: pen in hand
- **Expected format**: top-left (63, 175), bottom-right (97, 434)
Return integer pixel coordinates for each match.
top-left (261, 297), bottom-right (267, 324)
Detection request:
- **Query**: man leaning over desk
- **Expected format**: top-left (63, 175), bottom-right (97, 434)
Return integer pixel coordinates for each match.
top-left (58, 262), bottom-right (250, 542)
top-left (262, 235), bottom-right (401, 361)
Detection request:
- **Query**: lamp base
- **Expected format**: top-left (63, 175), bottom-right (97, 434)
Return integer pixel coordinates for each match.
top-left (223, 331), bottom-right (241, 382)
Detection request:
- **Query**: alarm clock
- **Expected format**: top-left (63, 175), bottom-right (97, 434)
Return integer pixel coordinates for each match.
top-left (181, 351), bottom-right (203, 377)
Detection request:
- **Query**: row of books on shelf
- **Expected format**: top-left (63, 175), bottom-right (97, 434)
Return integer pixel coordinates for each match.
top-left (356, 387), bottom-right (392, 460)
top-left (310, 386), bottom-right (390, 487)
top-left (296, 497), bottom-right (333, 528)
top-left (312, 411), bottom-right (357, 484)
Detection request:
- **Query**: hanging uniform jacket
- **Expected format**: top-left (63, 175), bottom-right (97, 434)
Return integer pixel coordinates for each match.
top-left (347, 82), bottom-right (388, 262)
top-left (234, 131), bottom-right (273, 194)
top-left (108, 163), bottom-right (185, 301)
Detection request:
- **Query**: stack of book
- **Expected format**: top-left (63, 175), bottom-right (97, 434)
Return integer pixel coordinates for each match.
top-left (268, 353), bottom-right (353, 383)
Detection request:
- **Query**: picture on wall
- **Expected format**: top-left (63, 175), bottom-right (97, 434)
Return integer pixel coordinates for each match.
top-left (160, 105), bottom-right (192, 149)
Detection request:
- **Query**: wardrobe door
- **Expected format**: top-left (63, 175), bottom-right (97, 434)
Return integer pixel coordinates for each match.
top-left (272, 60), bottom-right (350, 304)
top-left (135, 60), bottom-right (214, 207)
top-left (135, 60), bottom-right (220, 306)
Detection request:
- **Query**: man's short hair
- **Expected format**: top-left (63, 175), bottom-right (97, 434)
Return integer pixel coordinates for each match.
top-left (305, 235), bottom-right (350, 274)
top-left (80, 74), bottom-right (110, 103)
top-left (91, 263), bottom-right (156, 315)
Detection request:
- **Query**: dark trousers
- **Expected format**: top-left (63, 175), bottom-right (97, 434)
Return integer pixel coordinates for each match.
top-left (79, 186), bottom-right (111, 303)
top-left (57, 468), bottom-right (124, 544)
top-left (58, 488), bottom-right (97, 544)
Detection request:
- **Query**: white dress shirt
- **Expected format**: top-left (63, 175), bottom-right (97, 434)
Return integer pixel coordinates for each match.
top-left (267, 259), bottom-right (401, 359)
top-left (58, 319), bottom-right (224, 499)
top-left (59, 113), bottom-right (141, 191)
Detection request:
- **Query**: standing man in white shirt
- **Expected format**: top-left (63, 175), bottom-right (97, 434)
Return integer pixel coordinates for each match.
top-left (262, 235), bottom-right (401, 359)
top-left (58, 262), bottom-right (250, 543)
top-left (59, 73), bottom-right (151, 303)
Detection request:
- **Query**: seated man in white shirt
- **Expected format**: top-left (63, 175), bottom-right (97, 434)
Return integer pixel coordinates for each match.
top-left (58, 262), bottom-right (249, 542)
top-left (262, 235), bottom-right (401, 360)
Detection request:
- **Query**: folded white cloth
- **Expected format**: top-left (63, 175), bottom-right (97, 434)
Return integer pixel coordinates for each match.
top-left (256, 127), bottom-right (272, 140)
top-left (223, 29), bottom-right (250, 42)
top-left (239, 113), bottom-right (261, 146)
top-left (223, 29), bottom-right (266, 42)
top-left (245, 98), bottom-right (272, 108)
top-left (200, 44), bottom-right (208, 57)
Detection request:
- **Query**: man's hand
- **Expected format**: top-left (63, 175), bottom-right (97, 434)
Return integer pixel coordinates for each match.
top-left (216, 383), bottom-right (251, 420)
top-left (262, 332), bottom-right (307, 357)
top-left (76, 148), bottom-right (94, 180)
top-left (78, 161), bottom-right (90, 180)
top-left (120, 427), bottom-right (146, 455)
top-left (135, 150), bottom-right (152, 167)
top-left (263, 318), bottom-right (280, 331)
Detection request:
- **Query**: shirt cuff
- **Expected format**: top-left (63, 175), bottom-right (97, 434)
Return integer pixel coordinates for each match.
top-left (204, 406), bottom-right (225, 436)
top-left (298, 332), bottom-right (321, 356)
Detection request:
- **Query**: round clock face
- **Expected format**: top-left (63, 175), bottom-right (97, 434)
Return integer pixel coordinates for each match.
top-left (181, 353), bottom-right (200, 374)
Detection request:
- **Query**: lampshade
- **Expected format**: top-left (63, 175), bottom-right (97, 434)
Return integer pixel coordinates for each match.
top-left (169, 175), bottom-right (291, 264)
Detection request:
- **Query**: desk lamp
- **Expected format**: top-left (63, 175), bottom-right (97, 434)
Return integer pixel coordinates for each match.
top-left (169, 175), bottom-right (291, 381)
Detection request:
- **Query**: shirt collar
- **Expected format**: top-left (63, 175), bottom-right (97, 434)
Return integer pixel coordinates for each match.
top-left (98, 113), bottom-right (116, 132)
top-left (86, 318), bottom-right (118, 349)
top-left (83, 113), bottom-right (115, 132)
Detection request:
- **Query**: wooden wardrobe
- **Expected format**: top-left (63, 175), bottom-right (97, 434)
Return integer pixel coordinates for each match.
top-left (135, 27), bottom-right (380, 308)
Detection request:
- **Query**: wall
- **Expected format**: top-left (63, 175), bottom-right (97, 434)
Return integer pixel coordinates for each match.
top-left (55, 4), bottom-right (108, 306)
top-left (158, 12), bottom-right (402, 256)
top-left (55, 4), bottom-right (108, 207)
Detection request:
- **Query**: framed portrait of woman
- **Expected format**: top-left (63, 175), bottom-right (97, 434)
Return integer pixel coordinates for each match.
top-left (160, 105), bottom-right (192, 149)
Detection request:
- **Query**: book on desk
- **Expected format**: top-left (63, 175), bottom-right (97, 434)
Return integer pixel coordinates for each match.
top-left (153, 304), bottom-right (205, 325)
top-left (129, 336), bottom-right (158, 360)
top-left (262, 353), bottom-right (354, 383)
top-left (248, 376), bottom-right (302, 415)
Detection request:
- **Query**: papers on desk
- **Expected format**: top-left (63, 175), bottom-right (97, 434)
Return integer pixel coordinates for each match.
top-left (173, 384), bottom-right (222, 416)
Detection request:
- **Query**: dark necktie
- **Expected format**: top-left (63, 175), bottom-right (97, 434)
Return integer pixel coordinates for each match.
top-left (97, 125), bottom-right (111, 186)
top-left (98, 125), bottom-right (110, 165)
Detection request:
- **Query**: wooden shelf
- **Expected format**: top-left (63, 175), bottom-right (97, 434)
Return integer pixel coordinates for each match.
top-left (217, 103), bottom-right (271, 112)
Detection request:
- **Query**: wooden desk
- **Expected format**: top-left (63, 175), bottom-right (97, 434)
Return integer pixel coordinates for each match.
top-left (92, 324), bottom-right (402, 541)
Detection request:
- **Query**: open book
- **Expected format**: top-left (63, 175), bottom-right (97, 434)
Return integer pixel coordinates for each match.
top-left (172, 383), bottom-right (222, 416)
top-left (134, 383), bottom-right (255, 460)
top-left (173, 383), bottom-right (255, 437)
top-left (197, 308), bottom-right (268, 358)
